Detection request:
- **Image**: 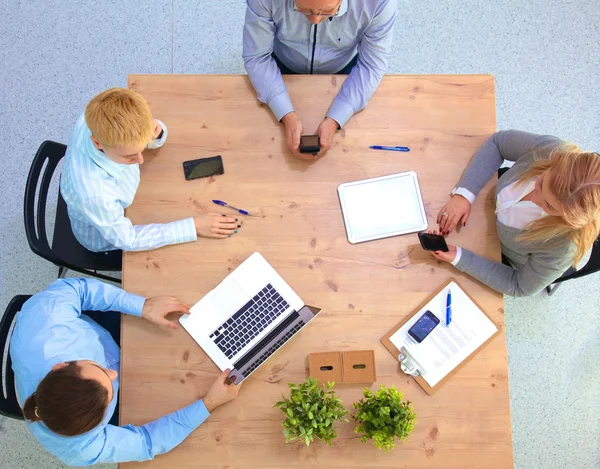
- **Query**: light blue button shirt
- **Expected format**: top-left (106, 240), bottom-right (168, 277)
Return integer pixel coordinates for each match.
top-left (243, 0), bottom-right (397, 127)
top-left (10, 278), bottom-right (210, 466)
top-left (60, 114), bottom-right (197, 252)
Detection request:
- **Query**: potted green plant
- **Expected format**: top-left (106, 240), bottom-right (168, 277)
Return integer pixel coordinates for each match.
top-left (274, 377), bottom-right (349, 447)
top-left (352, 385), bottom-right (416, 452)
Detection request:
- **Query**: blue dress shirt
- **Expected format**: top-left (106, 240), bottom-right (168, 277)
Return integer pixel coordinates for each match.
top-left (60, 114), bottom-right (197, 253)
top-left (10, 278), bottom-right (210, 466)
top-left (243, 0), bottom-right (397, 127)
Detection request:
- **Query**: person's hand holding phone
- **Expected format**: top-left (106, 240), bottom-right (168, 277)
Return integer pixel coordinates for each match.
top-left (437, 194), bottom-right (472, 235)
top-left (281, 112), bottom-right (305, 159)
top-left (426, 230), bottom-right (458, 263)
top-left (152, 119), bottom-right (163, 140)
top-left (315, 117), bottom-right (338, 157)
top-left (194, 213), bottom-right (240, 239)
top-left (203, 369), bottom-right (242, 413)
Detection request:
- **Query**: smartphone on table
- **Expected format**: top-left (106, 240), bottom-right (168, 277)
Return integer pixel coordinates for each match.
top-left (407, 310), bottom-right (440, 343)
top-left (183, 155), bottom-right (224, 180)
top-left (418, 232), bottom-right (449, 252)
top-left (299, 135), bottom-right (320, 155)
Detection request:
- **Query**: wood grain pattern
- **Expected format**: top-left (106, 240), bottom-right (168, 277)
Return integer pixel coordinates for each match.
top-left (121, 74), bottom-right (512, 469)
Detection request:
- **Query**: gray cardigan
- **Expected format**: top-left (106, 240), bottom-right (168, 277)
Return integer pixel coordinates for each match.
top-left (453, 130), bottom-right (577, 297)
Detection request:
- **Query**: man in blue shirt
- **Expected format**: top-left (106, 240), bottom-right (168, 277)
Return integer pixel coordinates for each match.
top-left (243, 0), bottom-right (397, 160)
top-left (10, 278), bottom-right (240, 465)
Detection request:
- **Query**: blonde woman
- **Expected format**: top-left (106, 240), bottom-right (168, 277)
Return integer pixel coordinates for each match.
top-left (431, 130), bottom-right (600, 296)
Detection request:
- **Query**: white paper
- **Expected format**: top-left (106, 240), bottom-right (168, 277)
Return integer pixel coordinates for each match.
top-left (390, 281), bottom-right (498, 387)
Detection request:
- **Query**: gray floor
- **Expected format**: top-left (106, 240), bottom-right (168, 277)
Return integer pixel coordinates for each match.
top-left (0, 1), bottom-right (598, 468)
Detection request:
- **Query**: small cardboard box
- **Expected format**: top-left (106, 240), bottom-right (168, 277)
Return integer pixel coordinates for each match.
top-left (309, 350), bottom-right (376, 385)
top-left (308, 352), bottom-right (343, 385)
top-left (342, 350), bottom-right (376, 384)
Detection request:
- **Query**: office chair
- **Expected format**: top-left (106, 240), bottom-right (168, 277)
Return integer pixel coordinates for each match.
top-left (0, 295), bottom-right (30, 420)
top-left (546, 240), bottom-right (600, 295)
top-left (24, 141), bottom-right (121, 283)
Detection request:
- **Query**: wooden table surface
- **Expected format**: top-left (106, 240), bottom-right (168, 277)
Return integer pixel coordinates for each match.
top-left (121, 74), bottom-right (513, 469)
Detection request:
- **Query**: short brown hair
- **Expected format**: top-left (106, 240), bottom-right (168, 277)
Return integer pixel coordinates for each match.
top-left (22, 361), bottom-right (110, 436)
top-left (85, 87), bottom-right (154, 147)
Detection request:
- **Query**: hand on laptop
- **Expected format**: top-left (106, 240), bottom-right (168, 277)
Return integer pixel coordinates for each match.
top-left (194, 213), bottom-right (240, 239)
top-left (142, 296), bottom-right (191, 330)
top-left (203, 369), bottom-right (241, 413)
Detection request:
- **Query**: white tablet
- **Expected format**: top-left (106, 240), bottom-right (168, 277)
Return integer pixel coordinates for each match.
top-left (337, 171), bottom-right (428, 244)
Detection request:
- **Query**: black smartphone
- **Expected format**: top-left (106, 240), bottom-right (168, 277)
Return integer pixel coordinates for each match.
top-left (407, 310), bottom-right (440, 343)
top-left (183, 156), bottom-right (224, 181)
top-left (299, 135), bottom-right (321, 154)
top-left (418, 232), bottom-right (449, 252)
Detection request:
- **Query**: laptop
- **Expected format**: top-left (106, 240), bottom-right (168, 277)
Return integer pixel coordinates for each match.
top-left (179, 252), bottom-right (321, 384)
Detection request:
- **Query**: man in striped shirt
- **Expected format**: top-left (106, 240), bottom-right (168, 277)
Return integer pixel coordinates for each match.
top-left (60, 88), bottom-right (240, 267)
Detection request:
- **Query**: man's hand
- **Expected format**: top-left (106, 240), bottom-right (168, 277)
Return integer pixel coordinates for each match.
top-left (152, 119), bottom-right (163, 140)
top-left (142, 297), bottom-right (190, 330)
top-left (315, 117), bottom-right (339, 157)
top-left (203, 369), bottom-right (242, 413)
top-left (194, 213), bottom-right (240, 239)
top-left (281, 112), bottom-right (305, 159)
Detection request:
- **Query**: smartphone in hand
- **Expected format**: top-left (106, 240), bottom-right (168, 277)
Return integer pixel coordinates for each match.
top-left (418, 232), bottom-right (449, 252)
top-left (299, 135), bottom-right (320, 155)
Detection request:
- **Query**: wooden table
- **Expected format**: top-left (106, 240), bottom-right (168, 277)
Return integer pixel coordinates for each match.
top-left (121, 74), bottom-right (513, 469)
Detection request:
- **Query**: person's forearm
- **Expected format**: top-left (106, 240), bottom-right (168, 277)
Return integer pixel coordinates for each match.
top-left (138, 399), bottom-right (210, 457)
top-left (101, 217), bottom-right (197, 252)
top-left (61, 278), bottom-right (146, 317)
top-left (327, 0), bottom-right (396, 128)
top-left (243, 2), bottom-right (294, 121)
top-left (126, 218), bottom-right (197, 251)
top-left (455, 130), bottom-right (564, 197)
top-left (454, 248), bottom-right (555, 297)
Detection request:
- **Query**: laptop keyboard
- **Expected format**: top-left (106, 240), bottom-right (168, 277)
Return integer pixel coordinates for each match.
top-left (243, 322), bottom-right (303, 375)
top-left (209, 284), bottom-right (290, 359)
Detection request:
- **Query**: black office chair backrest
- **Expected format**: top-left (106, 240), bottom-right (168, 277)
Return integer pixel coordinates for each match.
top-left (24, 141), bottom-right (68, 265)
top-left (555, 239), bottom-right (600, 283)
top-left (0, 295), bottom-right (31, 420)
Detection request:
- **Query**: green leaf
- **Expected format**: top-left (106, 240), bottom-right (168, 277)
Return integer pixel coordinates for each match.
top-left (351, 385), bottom-right (417, 452)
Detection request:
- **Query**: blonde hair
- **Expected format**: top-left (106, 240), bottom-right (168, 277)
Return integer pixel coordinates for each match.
top-left (517, 144), bottom-right (600, 266)
top-left (85, 88), bottom-right (154, 147)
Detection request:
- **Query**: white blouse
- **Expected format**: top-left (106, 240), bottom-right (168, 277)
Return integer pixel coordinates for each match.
top-left (450, 179), bottom-right (546, 265)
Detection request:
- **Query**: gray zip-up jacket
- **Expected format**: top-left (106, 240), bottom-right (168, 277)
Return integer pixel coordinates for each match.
top-left (453, 130), bottom-right (577, 297)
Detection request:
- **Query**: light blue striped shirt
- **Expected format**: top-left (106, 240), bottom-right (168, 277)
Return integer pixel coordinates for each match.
top-left (10, 278), bottom-right (210, 466)
top-left (243, 0), bottom-right (397, 127)
top-left (60, 114), bottom-right (197, 252)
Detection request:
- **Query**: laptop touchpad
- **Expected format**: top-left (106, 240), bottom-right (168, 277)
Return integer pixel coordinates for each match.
top-left (209, 280), bottom-right (248, 315)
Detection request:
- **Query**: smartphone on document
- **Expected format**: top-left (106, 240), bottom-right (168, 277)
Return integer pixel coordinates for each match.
top-left (183, 156), bottom-right (224, 181)
top-left (407, 310), bottom-right (440, 343)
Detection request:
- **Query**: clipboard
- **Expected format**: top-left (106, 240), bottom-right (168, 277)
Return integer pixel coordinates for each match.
top-left (381, 278), bottom-right (500, 395)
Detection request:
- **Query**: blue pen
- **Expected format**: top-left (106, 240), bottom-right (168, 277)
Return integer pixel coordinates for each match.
top-left (369, 145), bottom-right (410, 152)
top-left (446, 289), bottom-right (452, 326)
top-left (212, 199), bottom-right (250, 215)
